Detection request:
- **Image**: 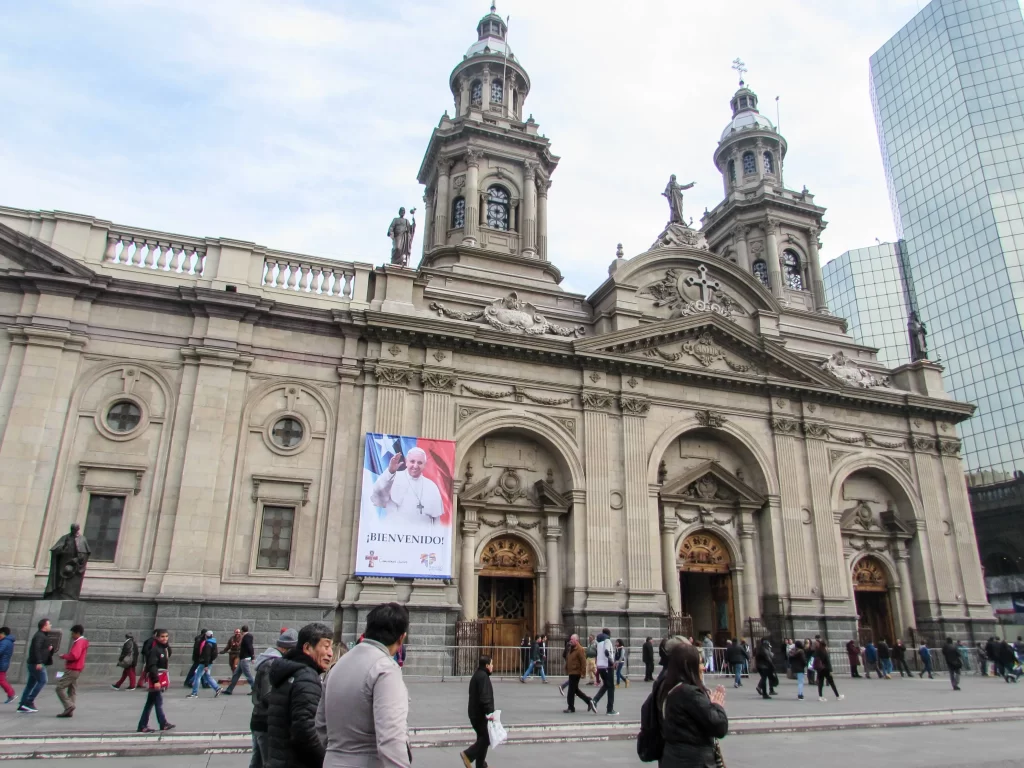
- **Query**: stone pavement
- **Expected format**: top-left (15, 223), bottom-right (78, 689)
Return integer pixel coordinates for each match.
top-left (13, 720), bottom-right (1024, 767)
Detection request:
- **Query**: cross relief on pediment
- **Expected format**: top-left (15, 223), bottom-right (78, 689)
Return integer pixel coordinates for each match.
top-left (638, 264), bottom-right (749, 321)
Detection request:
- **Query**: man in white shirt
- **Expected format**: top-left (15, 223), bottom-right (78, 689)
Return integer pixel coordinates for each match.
top-left (370, 447), bottom-right (444, 527)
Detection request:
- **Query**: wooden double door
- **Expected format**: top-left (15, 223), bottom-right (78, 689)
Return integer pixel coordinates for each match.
top-left (478, 575), bottom-right (534, 672)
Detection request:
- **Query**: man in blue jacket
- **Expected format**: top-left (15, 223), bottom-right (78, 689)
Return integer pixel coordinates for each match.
top-left (0, 627), bottom-right (15, 703)
top-left (187, 630), bottom-right (222, 698)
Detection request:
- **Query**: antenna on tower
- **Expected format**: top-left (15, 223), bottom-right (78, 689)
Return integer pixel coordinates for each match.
top-left (731, 57), bottom-right (747, 85)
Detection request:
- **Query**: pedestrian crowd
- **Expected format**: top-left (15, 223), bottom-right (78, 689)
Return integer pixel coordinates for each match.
top-left (2, 617), bottom-right (1023, 768)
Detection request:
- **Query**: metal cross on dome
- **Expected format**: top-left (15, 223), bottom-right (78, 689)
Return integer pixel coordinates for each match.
top-left (685, 265), bottom-right (721, 303)
top-left (732, 58), bottom-right (747, 84)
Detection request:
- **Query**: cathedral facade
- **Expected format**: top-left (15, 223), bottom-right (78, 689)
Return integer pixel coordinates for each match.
top-left (0, 7), bottom-right (992, 675)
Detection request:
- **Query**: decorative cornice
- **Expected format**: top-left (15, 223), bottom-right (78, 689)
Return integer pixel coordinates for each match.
top-left (421, 371), bottom-right (457, 391)
top-left (619, 396), bottom-right (650, 416)
top-left (581, 391), bottom-right (614, 411)
top-left (373, 364), bottom-right (413, 386)
top-left (694, 410), bottom-right (727, 428)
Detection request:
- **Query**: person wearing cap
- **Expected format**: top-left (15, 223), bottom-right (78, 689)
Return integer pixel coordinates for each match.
top-left (187, 630), bottom-right (222, 699)
top-left (249, 628), bottom-right (297, 768)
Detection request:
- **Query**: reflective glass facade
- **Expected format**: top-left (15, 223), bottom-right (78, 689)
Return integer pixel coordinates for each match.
top-left (871, 0), bottom-right (1024, 473)
top-left (823, 242), bottom-right (913, 369)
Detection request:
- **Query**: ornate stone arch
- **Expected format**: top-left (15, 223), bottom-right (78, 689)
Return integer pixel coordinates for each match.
top-left (829, 454), bottom-right (921, 524)
top-left (850, 551), bottom-right (899, 591)
top-left (242, 377), bottom-right (336, 425)
top-left (455, 409), bottom-right (584, 490)
top-left (674, 524), bottom-right (743, 570)
top-left (73, 359), bottom-right (176, 416)
top-left (477, 172), bottom-right (523, 202)
top-left (476, 531), bottom-right (544, 576)
top-left (647, 416), bottom-right (778, 496)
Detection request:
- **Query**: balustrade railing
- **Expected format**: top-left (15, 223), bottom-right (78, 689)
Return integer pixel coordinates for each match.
top-left (104, 231), bottom-right (206, 276)
top-left (261, 257), bottom-right (356, 300)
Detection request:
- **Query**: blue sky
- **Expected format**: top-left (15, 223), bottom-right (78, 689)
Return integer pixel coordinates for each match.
top-left (2, 0), bottom-right (937, 295)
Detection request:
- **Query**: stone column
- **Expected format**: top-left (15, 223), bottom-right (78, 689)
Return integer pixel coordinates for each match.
top-left (433, 161), bottom-right (451, 249)
top-left (481, 67), bottom-right (491, 111)
top-left (460, 514), bottom-right (480, 621)
top-left (463, 150), bottom-right (481, 247)
top-left (733, 225), bottom-right (751, 271)
top-left (738, 512), bottom-right (760, 620)
top-left (731, 566), bottom-right (746, 627)
top-left (913, 441), bottom-right (956, 604)
top-left (521, 161), bottom-right (538, 257)
top-left (895, 549), bottom-right (916, 634)
top-left (458, 76), bottom-right (470, 117)
top-left (940, 442), bottom-right (989, 607)
top-left (772, 419), bottom-right (810, 597)
top-left (755, 140), bottom-right (765, 185)
top-left (583, 394), bottom-right (614, 596)
top-left (660, 509), bottom-right (681, 614)
top-left (545, 521), bottom-right (562, 626)
top-left (764, 218), bottom-right (785, 300)
top-left (421, 191), bottom-right (433, 258)
top-left (537, 179), bottom-right (550, 261)
top-left (622, 396), bottom-right (657, 607)
top-left (805, 426), bottom-right (848, 600)
top-left (807, 227), bottom-right (828, 312)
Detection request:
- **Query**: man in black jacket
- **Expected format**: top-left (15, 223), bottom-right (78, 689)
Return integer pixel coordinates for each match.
top-left (17, 618), bottom-right (53, 713)
top-left (188, 631), bottom-right (222, 698)
top-left (249, 629), bottom-right (297, 768)
top-left (266, 622), bottom-right (333, 768)
top-left (642, 637), bottom-right (655, 682)
top-left (224, 624), bottom-right (256, 694)
top-left (461, 656), bottom-right (495, 768)
top-left (942, 637), bottom-right (963, 690)
top-left (137, 629), bottom-right (175, 732)
top-left (726, 638), bottom-right (748, 689)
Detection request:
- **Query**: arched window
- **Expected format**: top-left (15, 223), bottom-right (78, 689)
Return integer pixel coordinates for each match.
top-left (752, 259), bottom-right (769, 287)
top-left (728, 159), bottom-right (736, 184)
top-left (783, 249), bottom-right (803, 290)
top-left (452, 196), bottom-right (466, 229)
top-left (491, 79), bottom-right (504, 105)
top-left (763, 151), bottom-right (775, 174)
top-left (471, 80), bottom-right (483, 107)
top-left (742, 151), bottom-right (756, 175)
top-left (739, 96), bottom-right (748, 109)
top-left (486, 185), bottom-right (510, 230)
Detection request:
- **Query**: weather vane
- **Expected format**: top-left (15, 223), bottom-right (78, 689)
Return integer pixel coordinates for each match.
top-left (732, 57), bottom-right (747, 85)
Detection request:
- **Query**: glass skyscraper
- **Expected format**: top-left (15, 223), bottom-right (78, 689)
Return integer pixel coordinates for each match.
top-left (823, 242), bottom-right (914, 370)
top-left (871, 0), bottom-right (1024, 473)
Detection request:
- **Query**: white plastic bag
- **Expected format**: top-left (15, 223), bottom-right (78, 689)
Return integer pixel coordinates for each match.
top-left (487, 710), bottom-right (508, 749)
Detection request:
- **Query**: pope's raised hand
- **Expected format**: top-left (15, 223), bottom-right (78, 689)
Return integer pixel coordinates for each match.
top-left (388, 453), bottom-right (404, 474)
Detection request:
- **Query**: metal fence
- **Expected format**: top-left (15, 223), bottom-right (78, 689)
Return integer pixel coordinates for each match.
top-left (397, 645), bottom-right (986, 680)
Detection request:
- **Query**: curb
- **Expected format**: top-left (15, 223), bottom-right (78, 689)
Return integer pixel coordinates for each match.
top-left (2, 708), bottom-right (1023, 760)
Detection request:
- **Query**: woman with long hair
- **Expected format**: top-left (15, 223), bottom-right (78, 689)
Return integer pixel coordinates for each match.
top-left (814, 640), bottom-right (845, 702)
top-left (657, 642), bottom-right (728, 768)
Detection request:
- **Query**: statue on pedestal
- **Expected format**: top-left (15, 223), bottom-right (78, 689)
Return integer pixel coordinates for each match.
top-left (43, 523), bottom-right (90, 601)
top-left (662, 174), bottom-right (695, 225)
top-left (908, 311), bottom-right (929, 361)
top-left (387, 207), bottom-right (417, 266)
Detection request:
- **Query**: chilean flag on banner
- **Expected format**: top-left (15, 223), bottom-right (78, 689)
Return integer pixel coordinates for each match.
top-left (363, 433), bottom-right (455, 526)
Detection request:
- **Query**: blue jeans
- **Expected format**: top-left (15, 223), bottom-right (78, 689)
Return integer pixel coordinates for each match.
top-left (138, 689), bottom-right (167, 730)
top-left (19, 664), bottom-right (47, 708)
top-left (615, 662), bottom-right (628, 684)
top-left (882, 659), bottom-right (893, 676)
top-left (226, 658), bottom-right (254, 692)
top-left (191, 664), bottom-right (220, 694)
top-left (734, 665), bottom-right (743, 687)
top-left (521, 660), bottom-right (546, 681)
top-left (796, 672), bottom-right (805, 698)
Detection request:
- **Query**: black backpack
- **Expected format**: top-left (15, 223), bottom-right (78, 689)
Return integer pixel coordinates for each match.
top-left (637, 681), bottom-right (680, 762)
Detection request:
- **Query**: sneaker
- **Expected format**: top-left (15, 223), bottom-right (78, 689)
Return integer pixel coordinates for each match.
top-left (798, 695), bottom-right (804, 700)
top-left (818, 697), bottom-right (827, 702)
top-left (607, 711), bottom-right (620, 716)
top-left (587, 700), bottom-right (597, 714)
top-left (837, 694), bottom-right (845, 700)
top-left (4, 696), bottom-right (14, 704)
top-left (138, 726), bottom-right (156, 733)
top-left (519, 678), bottom-right (526, 684)
top-left (214, 689), bottom-right (222, 697)
top-left (563, 707), bottom-right (575, 713)
top-left (222, 690), bottom-right (233, 695)
top-left (111, 684), bottom-right (121, 690)
top-left (186, 694), bottom-right (198, 699)
top-left (126, 686), bottom-right (137, 691)
top-left (56, 710), bottom-right (73, 718)
top-left (18, 705), bottom-right (37, 713)
top-left (160, 723), bottom-right (176, 731)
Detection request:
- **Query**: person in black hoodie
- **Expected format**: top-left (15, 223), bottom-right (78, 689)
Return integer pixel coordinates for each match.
top-left (224, 625), bottom-right (256, 694)
top-left (461, 656), bottom-right (495, 768)
top-left (813, 641), bottom-right (844, 701)
top-left (266, 622), bottom-right (333, 768)
top-left (183, 628), bottom-right (208, 689)
top-left (17, 618), bottom-right (53, 713)
top-left (754, 639), bottom-right (775, 700)
top-left (137, 629), bottom-right (175, 733)
top-left (726, 638), bottom-right (748, 689)
top-left (941, 637), bottom-right (962, 690)
top-left (658, 641), bottom-right (728, 768)
top-left (188, 630), bottom-right (222, 698)
top-left (642, 637), bottom-right (655, 682)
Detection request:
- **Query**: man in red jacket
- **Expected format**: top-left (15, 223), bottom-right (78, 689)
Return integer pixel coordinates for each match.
top-left (55, 625), bottom-right (89, 718)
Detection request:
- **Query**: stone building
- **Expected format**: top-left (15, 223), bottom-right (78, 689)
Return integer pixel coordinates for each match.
top-left (0, 6), bottom-right (992, 676)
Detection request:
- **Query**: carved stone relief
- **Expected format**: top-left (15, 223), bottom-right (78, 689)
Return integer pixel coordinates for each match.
top-left (637, 265), bottom-right (748, 321)
top-left (430, 292), bottom-right (584, 338)
top-left (820, 352), bottom-right (891, 389)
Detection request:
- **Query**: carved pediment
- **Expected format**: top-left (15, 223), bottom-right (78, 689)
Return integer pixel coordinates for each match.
top-left (0, 223), bottom-right (97, 278)
top-left (661, 460), bottom-right (766, 508)
top-left (534, 479), bottom-right (570, 510)
top-left (637, 264), bottom-right (749, 322)
top-left (840, 499), bottom-right (912, 538)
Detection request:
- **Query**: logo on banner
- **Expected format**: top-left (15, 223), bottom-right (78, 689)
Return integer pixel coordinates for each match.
top-left (420, 553), bottom-right (437, 567)
top-left (365, 551), bottom-right (379, 569)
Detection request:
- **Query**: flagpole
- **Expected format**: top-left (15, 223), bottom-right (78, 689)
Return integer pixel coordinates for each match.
top-left (776, 95), bottom-right (785, 189)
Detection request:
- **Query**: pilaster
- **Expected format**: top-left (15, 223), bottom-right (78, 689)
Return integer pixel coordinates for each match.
top-left (771, 417), bottom-right (809, 597)
top-left (537, 179), bottom-right (550, 261)
top-left (583, 393), bottom-right (614, 600)
top-left (373, 364), bottom-right (413, 435)
top-left (939, 441), bottom-right (988, 608)
top-left (463, 150), bottom-right (481, 247)
top-left (432, 160), bottom-right (452, 250)
top-left (912, 438), bottom-right (956, 606)
top-left (733, 226), bottom-right (751, 271)
top-left (659, 503), bottom-right (681, 614)
top-left (420, 367), bottom-right (456, 440)
top-left (807, 227), bottom-right (828, 313)
top-left (621, 396), bottom-right (657, 608)
top-left (804, 425), bottom-right (847, 599)
top-left (737, 511), bottom-right (760, 620)
top-left (521, 161), bottom-right (538, 257)
top-left (764, 218), bottom-right (785, 301)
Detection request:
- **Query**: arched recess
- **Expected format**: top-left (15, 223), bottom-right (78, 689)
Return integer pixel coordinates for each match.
top-left (647, 417), bottom-right (778, 495)
top-left (829, 454), bottom-right (921, 524)
top-left (673, 527), bottom-right (740, 645)
top-left (474, 532), bottom-right (541, 666)
top-left (850, 552), bottom-right (899, 644)
top-left (43, 360), bottom-right (178, 579)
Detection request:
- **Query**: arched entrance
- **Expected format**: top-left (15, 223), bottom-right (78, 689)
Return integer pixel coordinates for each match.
top-left (852, 556), bottom-right (895, 644)
top-left (478, 536), bottom-right (536, 670)
top-left (678, 531), bottom-right (735, 647)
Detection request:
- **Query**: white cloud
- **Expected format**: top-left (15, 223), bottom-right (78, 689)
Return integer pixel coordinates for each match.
top-left (1, 0), bottom-right (931, 292)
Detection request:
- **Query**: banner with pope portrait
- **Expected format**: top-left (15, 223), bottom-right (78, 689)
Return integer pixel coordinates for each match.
top-left (355, 432), bottom-right (456, 579)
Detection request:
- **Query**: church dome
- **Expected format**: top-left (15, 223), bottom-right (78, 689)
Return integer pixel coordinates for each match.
top-left (466, 3), bottom-right (516, 60)
top-left (719, 82), bottom-right (775, 141)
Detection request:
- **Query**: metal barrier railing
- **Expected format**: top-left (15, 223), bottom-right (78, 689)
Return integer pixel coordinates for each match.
top-left (397, 645), bottom-right (986, 680)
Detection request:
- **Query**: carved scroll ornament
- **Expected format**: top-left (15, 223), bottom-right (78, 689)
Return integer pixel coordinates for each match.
top-left (430, 292), bottom-right (585, 338)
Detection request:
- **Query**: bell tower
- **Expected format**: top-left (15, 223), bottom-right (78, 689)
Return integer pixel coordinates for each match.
top-left (416, 3), bottom-right (560, 283)
top-left (701, 72), bottom-right (830, 314)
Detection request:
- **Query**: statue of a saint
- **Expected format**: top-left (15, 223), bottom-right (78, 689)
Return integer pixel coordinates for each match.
top-left (908, 311), bottom-right (928, 361)
top-left (387, 207), bottom-right (417, 266)
top-left (43, 523), bottom-right (90, 600)
top-left (662, 174), bottom-right (696, 225)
